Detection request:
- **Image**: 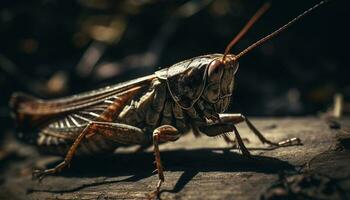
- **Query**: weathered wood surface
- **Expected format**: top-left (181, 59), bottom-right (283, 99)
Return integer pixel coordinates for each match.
top-left (1, 117), bottom-right (350, 200)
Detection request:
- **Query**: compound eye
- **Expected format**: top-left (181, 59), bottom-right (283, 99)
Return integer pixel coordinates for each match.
top-left (208, 60), bottom-right (224, 82)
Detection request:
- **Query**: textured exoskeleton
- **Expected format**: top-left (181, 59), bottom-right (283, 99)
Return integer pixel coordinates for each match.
top-left (10, 53), bottom-right (299, 197)
top-left (11, 54), bottom-right (240, 155)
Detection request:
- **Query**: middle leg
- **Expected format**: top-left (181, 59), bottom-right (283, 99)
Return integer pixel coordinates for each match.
top-left (149, 125), bottom-right (181, 199)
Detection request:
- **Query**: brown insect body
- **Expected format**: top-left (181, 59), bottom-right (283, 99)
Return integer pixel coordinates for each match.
top-left (11, 53), bottom-right (237, 156)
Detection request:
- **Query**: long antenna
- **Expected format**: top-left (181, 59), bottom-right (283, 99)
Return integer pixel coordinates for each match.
top-left (222, 2), bottom-right (271, 62)
top-left (234, 0), bottom-right (328, 60)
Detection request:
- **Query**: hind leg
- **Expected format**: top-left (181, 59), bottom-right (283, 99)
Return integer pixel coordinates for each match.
top-left (33, 121), bottom-right (146, 180)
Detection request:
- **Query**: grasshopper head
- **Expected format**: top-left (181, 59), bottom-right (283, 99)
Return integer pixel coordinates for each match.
top-left (160, 54), bottom-right (238, 113)
top-left (202, 54), bottom-right (239, 112)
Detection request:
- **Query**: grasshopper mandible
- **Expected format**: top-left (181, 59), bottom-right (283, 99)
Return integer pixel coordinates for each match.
top-left (10, 1), bottom-right (327, 198)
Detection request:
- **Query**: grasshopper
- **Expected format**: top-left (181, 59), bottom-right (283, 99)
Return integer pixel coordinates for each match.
top-left (10, 1), bottom-right (327, 198)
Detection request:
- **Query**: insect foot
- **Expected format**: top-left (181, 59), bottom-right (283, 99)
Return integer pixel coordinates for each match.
top-left (32, 169), bottom-right (49, 182)
top-left (32, 160), bottom-right (68, 182)
top-left (262, 137), bottom-right (302, 151)
top-left (277, 137), bottom-right (302, 147)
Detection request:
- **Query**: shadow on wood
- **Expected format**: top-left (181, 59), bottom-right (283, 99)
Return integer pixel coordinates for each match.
top-left (28, 147), bottom-right (294, 194)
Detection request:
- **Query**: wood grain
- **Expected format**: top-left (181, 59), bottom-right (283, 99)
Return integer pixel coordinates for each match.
top-left (1, 117), bottom-right (350, 200)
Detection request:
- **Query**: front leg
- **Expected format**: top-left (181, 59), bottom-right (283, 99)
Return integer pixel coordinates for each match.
top-left (197, 113), bottom-right (302, 156)
top-left (218, 113), bottom-right (301, 146)
top-left (197, 123), bottom-right (251, 157)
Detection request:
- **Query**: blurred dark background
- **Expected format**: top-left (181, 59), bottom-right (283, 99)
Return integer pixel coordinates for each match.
top-left (0, 0), bottom-right (349, 142)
